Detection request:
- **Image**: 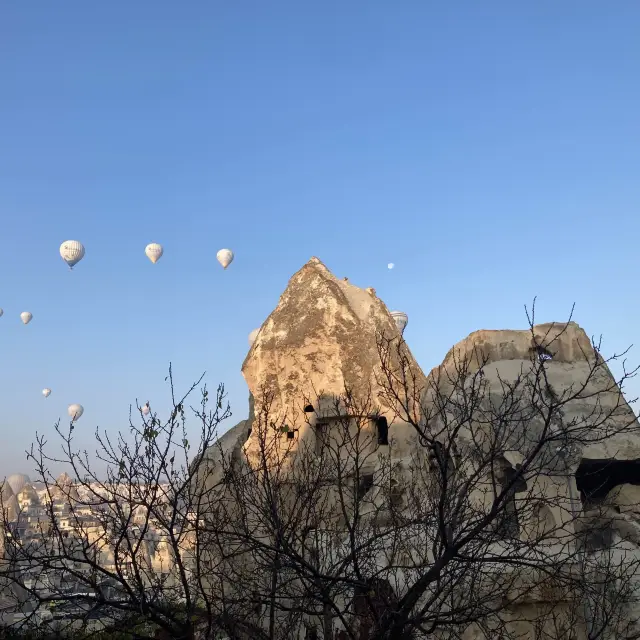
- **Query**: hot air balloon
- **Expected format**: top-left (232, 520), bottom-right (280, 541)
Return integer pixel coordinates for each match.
top-left (387, 263), bottom-right (395, 270)
top-left (142, 402), bottom-right (150, 416)
top-left (390, 311), bottom-right (408, 335)
top-left (20, 312), bottom-right (32, 325)
top-left (6, 474), bottom-right (30, 497)
top-left (216, 249), bottom-right (234, 269)
top-left (145, 243), bottom-right (163, 264)
top-left (248, 328), bottom-right (259, 347)
top-left (60, 241), bottom-right (85, 269)
top-left (68, 404), bottom-right (84, 421)
top-left (42, 388), bottom-right (51, 398)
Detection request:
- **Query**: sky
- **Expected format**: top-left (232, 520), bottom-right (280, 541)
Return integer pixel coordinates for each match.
top-left (1, 2), bottom-right (639, 476)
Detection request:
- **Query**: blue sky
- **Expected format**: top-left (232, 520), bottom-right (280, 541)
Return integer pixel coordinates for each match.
top-left (1, 2), bottom-right (639, 475)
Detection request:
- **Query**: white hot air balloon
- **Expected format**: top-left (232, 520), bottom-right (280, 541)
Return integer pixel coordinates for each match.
top-left (216, 249), bottom-right (234, 269)
top-left (60, 241), bottom-right (85, 270)
top-left (390, 311), bottom-right (408, 335)
top-left (6, 474), bottom-right (31, 496)
top-left (145, 243), bottom-right (164, 264)
top-left (20, 312), bottom-right (32, 325)
top-left (387, 263), bottom-right (395, 270)
top-left (248, 328), bottom-right (260, 347)
top-left (42, 388), bottom-right (51, 398)
top-left (68, 404), bottom-right (84, 422)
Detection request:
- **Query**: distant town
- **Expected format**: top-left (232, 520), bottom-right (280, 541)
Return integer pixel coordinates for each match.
top-left (0, 472), bottom-right (185, 631)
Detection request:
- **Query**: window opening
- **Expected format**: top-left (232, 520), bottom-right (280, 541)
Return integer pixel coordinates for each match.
top-left (376, 416), bottom-right (389, 446)
top-left (502, 463), bottom-right (528, 493)
top-left (531, 345), bottom-right (553, 362)
top-left (280, 425), bottom-right (298, 440)
top-left (576, 459), bottom-right (640, 507)
top-left (495, 459), bottom-right (527, 539)
top-left (356, 474), bottom-right (374, 502)
top-left (428, 441), bottom-right (455, 486)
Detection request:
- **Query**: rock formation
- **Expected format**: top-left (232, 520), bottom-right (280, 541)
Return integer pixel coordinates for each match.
top-left (0, 481), bottom-right (18, 523)
top-left (196, 393), bottom-right (255, 493)
top-left (200, 256), bottom-right (640, 639)
top-left (209, 256), bottom-right (640, 485)
top-left (430, 323), bottom-right (640, 460)
top-left (50, 471), bottom-right (78, 501)
top-left (241, 257), bottom-right (425, 465)
top-left (242, 257), bottom-right (424, 415)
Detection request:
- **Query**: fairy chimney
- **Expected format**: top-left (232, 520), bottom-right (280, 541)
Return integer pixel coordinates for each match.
top-left (241, 257), bottom-right (426, 466)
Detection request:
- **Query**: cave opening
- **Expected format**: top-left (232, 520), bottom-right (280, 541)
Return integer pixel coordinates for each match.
top-left (575, 458), bottom-right (640, 507)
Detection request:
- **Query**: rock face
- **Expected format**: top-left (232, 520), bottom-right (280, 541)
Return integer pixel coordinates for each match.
top-left (431, 323), bottom-right (640, 461)
top-left (236, 257), bottom-right (640, 466)
top-left (198, 257), bottom-right (640, 639)
top-left (0, 481), bottom-right (18, 522)
top-left (196, 393), bottom-right (255, 493)
top-left (240, 257), bottom-right (426, 463)
top-left (419, 321), bottom-right (640, 552)
top-left (438, 323), bottom-right (593, 368)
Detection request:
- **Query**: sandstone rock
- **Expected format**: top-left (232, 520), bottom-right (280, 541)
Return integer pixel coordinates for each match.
top-left (50, 471), bottom-right (77, 501)
top-left (197, 393), bottom-right (254, 492)
top-left (0, 481), bottom-right (18, 522)
top-left (437, 322), bottom-right (592, 370)
top-left (241, 257), bottom-right (426, 463)
top-left (607, 483), bottom-right (640, 516)
top-left (197, 257), bottom-right (640, 638)
top-left (239, 258), bottom-right (640, 469)
top-left (429, 322), bottom-right (640, 461)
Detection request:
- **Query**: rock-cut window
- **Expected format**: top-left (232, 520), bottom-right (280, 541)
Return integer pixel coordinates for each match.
top-left (495, 458), bottom-right (527, 540)
top-left (376, 416), bottom-right (389, 446)
top-left (532, 345), bottom-right (553, 362)
top-left (356, 474), bottom-right (374, 502)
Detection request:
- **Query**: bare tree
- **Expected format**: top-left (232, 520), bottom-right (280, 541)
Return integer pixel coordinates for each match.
top-left (195, 304), bottom-right (640, 639)
top-left (0, 366), bottom-right (238, 639)
top-left (2, 304), bottom-right (640, 640)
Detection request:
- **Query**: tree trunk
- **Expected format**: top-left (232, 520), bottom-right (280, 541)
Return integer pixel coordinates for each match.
top-left (323, 600), bottom-right (333, 640)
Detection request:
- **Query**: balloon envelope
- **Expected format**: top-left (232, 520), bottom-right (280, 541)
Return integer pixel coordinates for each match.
top-left (390, 311), bottom-right (408, 334)
top-left (6, 474), bottom-right (30, 496)
top-left (387, 263), bottom-right (395, 270)
top-left (60, 241), bottom-right (85, 269)
top-left (145, 243), bottom-right (163, 264)
top-left (248, 328), bottom-right (260, 347)
top-left (68, 404), bottom-right (84, 421)
top-left (42, 388), bottom-right (51, 398)
top-left (20, 312), bottom-right (32, 325)
top-left (216, 249), bottom-right (234, 269)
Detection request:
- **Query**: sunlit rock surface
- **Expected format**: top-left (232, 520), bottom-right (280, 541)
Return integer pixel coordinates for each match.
top-left (198, 256), bottom-right (640, 639)
top-left (241, 257), bottom-right (425, 465)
